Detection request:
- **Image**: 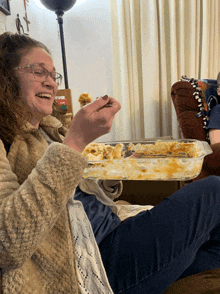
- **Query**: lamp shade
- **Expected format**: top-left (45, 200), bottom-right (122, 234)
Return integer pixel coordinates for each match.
top-left (40, 0), bottom-right (77, 12)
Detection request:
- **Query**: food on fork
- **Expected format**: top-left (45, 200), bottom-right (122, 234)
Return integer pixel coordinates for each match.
top-left (78, 93), bottom-right (93, 108)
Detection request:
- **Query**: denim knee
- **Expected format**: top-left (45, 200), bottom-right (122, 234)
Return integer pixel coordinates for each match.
top-left (192, 175), bottom-right (220, 206)
top-left (201, 175), bottom-right (220, 190)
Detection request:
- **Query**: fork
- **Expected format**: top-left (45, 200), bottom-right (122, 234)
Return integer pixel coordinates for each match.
top-left (95, 97), bottom-right (113, 108)
top-left (104, 103), bottom-right (113, 107)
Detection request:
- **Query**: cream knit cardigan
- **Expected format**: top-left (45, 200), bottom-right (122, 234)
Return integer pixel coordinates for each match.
top-left (0, 115), bottom-right (153, 293)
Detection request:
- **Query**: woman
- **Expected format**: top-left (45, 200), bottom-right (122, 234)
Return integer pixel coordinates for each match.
top-left (0, 32), bottom-right (123, 293)
top-left (1, 32), bottom-right (220, 294)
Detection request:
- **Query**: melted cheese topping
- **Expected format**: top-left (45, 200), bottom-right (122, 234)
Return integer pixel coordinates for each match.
top-left (82, 143), bottom-right (124, 160)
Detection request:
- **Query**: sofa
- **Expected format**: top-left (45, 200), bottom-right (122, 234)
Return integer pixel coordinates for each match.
top-left (163, 76), bottom-right (220, 293)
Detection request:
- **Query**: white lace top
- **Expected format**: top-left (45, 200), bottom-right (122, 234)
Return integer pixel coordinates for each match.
top-left (39, 127), bottom-right (113, 293)
top-left (68, 196), bottom-right (114, 294)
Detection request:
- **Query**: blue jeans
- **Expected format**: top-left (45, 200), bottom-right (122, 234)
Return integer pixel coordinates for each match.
top-left (99, 176), bottom-right (220, 294)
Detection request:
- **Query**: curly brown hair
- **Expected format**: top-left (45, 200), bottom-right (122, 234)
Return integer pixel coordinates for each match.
top-left (0, 32), bottom-right (64, 145)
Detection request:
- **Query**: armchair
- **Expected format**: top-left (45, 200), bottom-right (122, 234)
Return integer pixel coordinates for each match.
top-left (160, 76), bottom-right (220, 294)
top-left (171, 76), bottom-right (220, 181)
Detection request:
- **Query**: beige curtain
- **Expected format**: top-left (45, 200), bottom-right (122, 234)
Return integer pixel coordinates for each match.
top-left (102, 0), bottom-right (220, 142)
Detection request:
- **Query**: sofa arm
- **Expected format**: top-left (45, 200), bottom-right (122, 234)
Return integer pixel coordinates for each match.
top-left (164, 268), bottom-right (220, 294)
top-left (202, 143), bottom-right (220, 174)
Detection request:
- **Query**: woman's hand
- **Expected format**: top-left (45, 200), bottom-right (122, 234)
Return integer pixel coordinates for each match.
top-left (63, 95), bottom-right (121, 152)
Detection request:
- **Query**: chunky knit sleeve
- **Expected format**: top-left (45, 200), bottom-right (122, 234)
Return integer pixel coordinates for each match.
top-left (98, 180), bottom-right (123, 200)
top-left (0, 141), bottom-right (88, 269)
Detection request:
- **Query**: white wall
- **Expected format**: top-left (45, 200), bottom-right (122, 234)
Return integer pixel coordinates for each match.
top-left (0, 0), bottom-right (113, 116)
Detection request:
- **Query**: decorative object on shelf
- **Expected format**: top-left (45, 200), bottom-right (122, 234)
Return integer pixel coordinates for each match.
top-left (56, 89), bottom-right (73, 128)
top-left (0, 0), bottom-right (11, 15)
top-left (40, 0), bottom-right (77, 89)
top-left (23, 0), bottom-right (31, 32)
top-left (56, 88), bottom-right (73, 114)
top-left (23, 0), bottom-right (29, 11)
top-left (16, 14), bottom-right (24, 34)
top-left (56, 95), bottom-right (68, 110)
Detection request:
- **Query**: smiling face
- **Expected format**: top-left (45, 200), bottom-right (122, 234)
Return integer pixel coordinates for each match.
top-left (16, 47), bottom-right (58, 128)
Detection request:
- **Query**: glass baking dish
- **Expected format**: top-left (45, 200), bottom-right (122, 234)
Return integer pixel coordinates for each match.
top-left (83, 139), bottom-right (212, 181)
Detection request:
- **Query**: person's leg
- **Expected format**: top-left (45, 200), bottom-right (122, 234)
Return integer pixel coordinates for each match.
top-left (99, 176), bottom-right (220, 294)
top-left (178, 225), bottom-right (220, 280)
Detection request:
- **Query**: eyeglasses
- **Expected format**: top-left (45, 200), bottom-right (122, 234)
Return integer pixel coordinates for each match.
top-left (14, 64), bottom-right (62, 86)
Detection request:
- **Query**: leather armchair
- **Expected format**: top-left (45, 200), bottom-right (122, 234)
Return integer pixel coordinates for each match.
top-left (171, 76), bottom-right (220, 181)
top-left (162, 76), bottom-right (220, 294)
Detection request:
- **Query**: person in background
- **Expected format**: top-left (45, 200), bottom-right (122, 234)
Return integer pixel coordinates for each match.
top-left (1, 32), bottom-right (220, 294)
top-left (207, 73), bottom-right (220, 143)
